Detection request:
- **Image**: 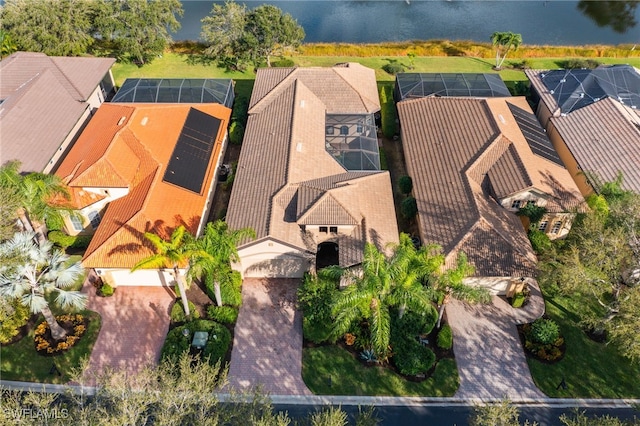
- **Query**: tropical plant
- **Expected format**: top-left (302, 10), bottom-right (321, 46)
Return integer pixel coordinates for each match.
top-left (470, 399), bottom-right (538, 426)
top-left (490, 31), bottom-right (523, 70)
top-left (132, 225), bottom-right (207, 319)
top-left (0, 232), bottom-right (86, 340)
top-left (324, 234), bottom-right (438, 360)
top-left (0, 297), bottom-right (30, 344)
top-left (189, 220), bottom-right (254, 307)
top-left (0, 29), bottom-right (18, 58)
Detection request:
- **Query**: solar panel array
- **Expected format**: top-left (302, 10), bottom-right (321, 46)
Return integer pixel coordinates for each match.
top-left (163, 108), bottom-right (221, 194)
top-left (394, 73), bottom-right (511, 101)
top-left (507, 102), bottom-right (565, 167)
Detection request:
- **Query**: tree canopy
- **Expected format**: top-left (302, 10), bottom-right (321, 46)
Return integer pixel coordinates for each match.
top-left (200, 1), bottom-right (305, 70)
top-left (0, 0), bottom-right (182, 64)
top-left (490, 31), bottom-right (522, 70)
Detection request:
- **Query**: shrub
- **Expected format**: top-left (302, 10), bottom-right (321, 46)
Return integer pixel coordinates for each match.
top-left (298, 273), bottom-right (337, 344)
top-left (161, 320), bottom-right (231, 366)
top-left (557, 58), bottom-right (601, 69)
top-left (205, 271), bottom-right (243, 308)
top-left (379, 84), bottom-right (397, 138)
top-left (437, 324), bottom-right (453, 350)
top-left (34, 314), bottom-right (86, 354)
top-left (511, 292), bottom-right (525, 308)
top-left (207, 305), bottom-right (238, 324)
top-left (0, 298), bottom-right (30, 344)
top-left (392, 339), bottom-right (436, 376)
top-left (231, 96), bottom-right (248, 126)
top-left (401, 197), bottom-right (418, 219)
top-left (528, 229), bottom-right (551, 255)
top-left (170, 301), bottom-right (200, 323)
top-left (530, 318), bottom-right (560, 345)
top-left (398, 175), bottom-right (413, 195)
top-left (382, 62), bottom-right (405, 75)
top-left (391, 310), bottom-right (437, 340)
top-left (229, 121), bottom-right (244, 145)
top-left (99, 283), bottom-right (115, 297)
top-left (48, 230), bottom-right (92, 250)
top-left (273, 58), bottom-right (295, 67)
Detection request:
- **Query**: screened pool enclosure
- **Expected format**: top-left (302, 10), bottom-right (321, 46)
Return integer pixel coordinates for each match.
top-left (111, 78), bottom-right (235, 108)
top-left (325, 114), bottom-right (380, 171)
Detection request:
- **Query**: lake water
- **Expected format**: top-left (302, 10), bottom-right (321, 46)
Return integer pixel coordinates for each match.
top-left (176, 1), bottom-right (640, 46)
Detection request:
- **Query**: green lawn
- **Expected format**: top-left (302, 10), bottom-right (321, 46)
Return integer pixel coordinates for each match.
top-left (526, 290), bottom-right (640, 398)
top-left (111, 52), bottom-right (640, 88)
top-left (302, 345), bottom-right (458, 396)
top-left (0, 310), bottom-right (101, 384)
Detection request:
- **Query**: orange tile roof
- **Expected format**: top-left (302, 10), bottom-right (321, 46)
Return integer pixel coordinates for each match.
top-left (56, 103), bottom-right (231, 268)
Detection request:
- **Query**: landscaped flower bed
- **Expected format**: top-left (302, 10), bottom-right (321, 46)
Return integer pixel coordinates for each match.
top-left (518, 318), bottom-right (565, 363)
top-left (34, 314), bottom-right (87, 355)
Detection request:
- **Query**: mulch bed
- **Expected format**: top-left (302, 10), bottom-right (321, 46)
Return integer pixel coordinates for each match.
top-left (34, 315), bottom-right (88, 356)
top-left (516, 322), bottom-right (566, 364)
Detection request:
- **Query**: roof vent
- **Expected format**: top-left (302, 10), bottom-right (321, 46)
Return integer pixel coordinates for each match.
top-left (296, 142), bottom-right (303, 152)
top-left (117, 116), bottom-right (126, 126)
top-left (560, 78), bottom-right (566, 83)
top-left (550, 90), bottom-right (554, 94)
top-left (300, 100), bottom-right (305, 108)
top-left (141, 117), bottom-right (148, 126)
top-left (498, 114), bottom-right (506, 124)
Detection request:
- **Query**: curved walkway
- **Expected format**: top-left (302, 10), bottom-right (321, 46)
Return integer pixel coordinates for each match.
top-left (228, 278), bottom-right (311, 395)
top-left (448, 278), bottom-right (546, 400)
top-left (80, 274), bottom-right (174, 384)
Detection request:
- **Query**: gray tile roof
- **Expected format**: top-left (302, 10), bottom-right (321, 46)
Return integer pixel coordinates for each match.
top-left (0, 52), bottom-right (114, 172)
top-left (527, 67), bottom-right (640, 193)
top-left (227, 64), bottom-right (398, 260)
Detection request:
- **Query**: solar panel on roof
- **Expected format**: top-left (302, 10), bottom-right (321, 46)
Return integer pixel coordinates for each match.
top-left (507, 103), bottom-right (565, 167)
top-left (163, 108), bottom-right (221, 194)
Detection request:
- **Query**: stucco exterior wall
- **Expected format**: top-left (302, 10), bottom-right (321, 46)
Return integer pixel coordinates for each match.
top-left (464, 276), bottom-right (518, 295)
top-left (236, 239), bottom-right (311, 278)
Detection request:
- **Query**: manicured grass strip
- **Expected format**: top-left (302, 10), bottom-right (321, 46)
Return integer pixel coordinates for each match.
top-left (526, 292), bottom-right (640, 398)
top-left (302, 345), bottom-right (458, 397)
top-left (0, 310), bottom-right (101, 384)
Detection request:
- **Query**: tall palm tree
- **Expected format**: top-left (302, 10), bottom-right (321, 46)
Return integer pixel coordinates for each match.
top-left (490, 31), bottom-right (522, 70)
top-left (188, 220), bottom-right (255, 307)
top-left (132, 226), bottom-right (209, 319)
top-left (325, 235), bottom-right (437, 361)
top-left (0, 232), bottom-right (86, 340)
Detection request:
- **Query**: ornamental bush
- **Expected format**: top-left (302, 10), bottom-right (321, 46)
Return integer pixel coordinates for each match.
top-left (229, 121), bottom-right (244, 145)
top-left (170, 301), bottom-right (200, 323)
top-left (48, 230), bottom-right (92, 250)
top-left (392, 339), bottom-right (436, 376)
top-left (382, 62), bottom-right (405, 75)
top-left (161, 320), bottom-right (231, 366)
top-left (530, 318), bottom-right (560, 345)
top-left (0, 298), bottom-right (30, 344)
top-left (401, 197), bottom-right (418, 219)
top-left (298, 273), bottom-right (337, 344)
top-left (398, 175), bottom-right (413, 195)
top-left (207, 305), bottom-right (238, 324)
top-left (34, 314), bottom-right (86, 355)
top-left (437, 324), bottom-right (453, 350)
top-left (99, 283), bottom-right (115, 297)
top-left (528, 230), bottom-right (551, 255)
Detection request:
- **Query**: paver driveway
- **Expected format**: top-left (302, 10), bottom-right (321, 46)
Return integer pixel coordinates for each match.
top-left (447, 279), bottom-right (546, 400)
top-left (228, 278), bottom-right (311, 395)
top-left (81, 274), bottom-right (174, 384)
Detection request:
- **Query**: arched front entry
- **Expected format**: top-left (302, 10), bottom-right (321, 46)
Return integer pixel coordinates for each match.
top-left (316, 241), bottom-right (339, 271)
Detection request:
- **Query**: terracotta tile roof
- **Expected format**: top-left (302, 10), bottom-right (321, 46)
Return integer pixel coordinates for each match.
top-left (0, 52), bottom-right (115, 173)
top-left (227, 64), bottom-right (398, 259)
top-left (398, 96), bottom-right (582, 277)
top-left (56, 103), bottom-right (231, 268)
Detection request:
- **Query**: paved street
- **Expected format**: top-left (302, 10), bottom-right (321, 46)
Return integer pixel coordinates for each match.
top-left (228, 278), bottom-right (311, 395)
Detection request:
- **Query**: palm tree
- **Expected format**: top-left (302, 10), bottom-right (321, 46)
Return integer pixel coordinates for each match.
top-left (490, 31), bottom-right (523, 70)
top-left (188, 220), bottom-right (255, 307)
top-left (0, 232), bottom-right (86, 340)
top-left (132, 226), bottom-right (209, 319)
top-left (325, 235), bottom-right (437, 360)
top-left (0, 161), bottom-right (73, 241)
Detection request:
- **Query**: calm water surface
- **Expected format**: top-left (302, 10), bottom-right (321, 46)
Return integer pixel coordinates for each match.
top-left (176, 0), bottom-right (640, 45)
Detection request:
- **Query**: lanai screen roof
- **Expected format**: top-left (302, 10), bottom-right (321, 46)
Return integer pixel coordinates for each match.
top-left (325, 114), bottom-right (380, 171)
top-left (395, 73), bottom-right (511, 101)
top-left (539, 65), bottom-right (640, 114)
top-left (112, 78), bottom-right (234, 108)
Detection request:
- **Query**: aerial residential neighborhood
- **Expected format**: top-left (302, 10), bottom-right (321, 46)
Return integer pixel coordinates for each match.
top-left (1, 1), bottom-right (640, 425)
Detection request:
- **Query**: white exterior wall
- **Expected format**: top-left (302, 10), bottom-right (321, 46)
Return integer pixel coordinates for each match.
top-left (97, 268), bottom-right (184, 287)
top-left (464, 276), bottom-right (515, 295)
top-left (305, 224), bottom-right (356, 242)
top-left (64, 187), bottom-right (129, 236)
top-left (197, 132), bottom-right (228, 236)
top-left (235, 240), bottom-right (311, 278)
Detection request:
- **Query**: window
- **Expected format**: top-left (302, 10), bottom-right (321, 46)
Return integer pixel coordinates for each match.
top-left (70, 215), bottom-right (83, 232)
top-left (88, 211), bottom-right (102, 230)
top-left (550, 221), bottom-right (562, 234)
top-left (319, 226), bottom-right (328, 233)
top-left (340, 126), bottom-right (349, 135)
top-left (538, 220), bottom-right (548, 232)
top-left (325, 126), bottom-right (334, 135)
top-left (511, 200), bottom-right (522, 209)
top-left (330, 226), bottom-right (338, 233)
top-left (526, 200), bottom-right (536, 207)
top-left (356, 124), bottom-right (363, 133)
